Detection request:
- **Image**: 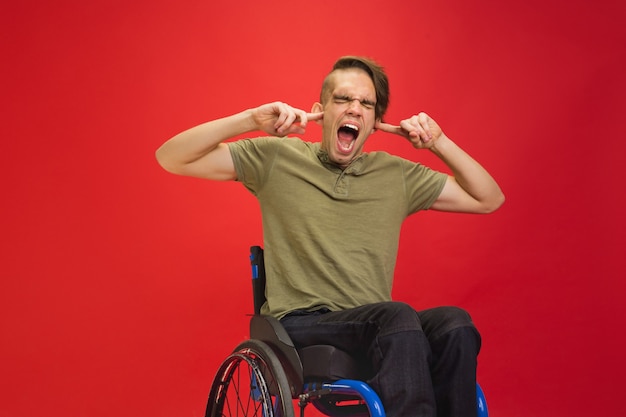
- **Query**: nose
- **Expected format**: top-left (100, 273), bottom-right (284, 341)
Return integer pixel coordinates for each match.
top-left (347, 99), bottom-right (363, 115)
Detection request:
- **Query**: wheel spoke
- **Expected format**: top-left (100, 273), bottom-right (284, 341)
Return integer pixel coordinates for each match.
top-left (206, 340), bottom-right (295, 417)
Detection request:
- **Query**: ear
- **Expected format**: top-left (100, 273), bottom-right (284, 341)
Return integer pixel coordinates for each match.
top-left (311, 102), bottom-right (323, 125)
top-left (371, 117), bottom-right (381, 134)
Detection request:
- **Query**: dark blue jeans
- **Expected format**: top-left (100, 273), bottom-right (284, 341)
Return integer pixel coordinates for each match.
top-left (280, 301), bottom-right (481, 417)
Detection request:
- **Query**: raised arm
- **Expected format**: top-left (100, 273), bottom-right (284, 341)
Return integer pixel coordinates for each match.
top-left (376, 113), bottom-right (505, 214)
top-left (155, 102), bottom-right (323, 181)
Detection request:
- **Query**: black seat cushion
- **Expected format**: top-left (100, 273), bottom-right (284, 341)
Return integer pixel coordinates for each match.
top-left (299, 345), bottom-right (368, 382)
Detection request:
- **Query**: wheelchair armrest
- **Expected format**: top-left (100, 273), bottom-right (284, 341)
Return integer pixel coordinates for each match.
top-left (250, 315), bottom-right (304, 396)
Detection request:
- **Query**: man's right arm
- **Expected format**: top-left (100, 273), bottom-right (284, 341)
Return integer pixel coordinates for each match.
top-left (155, 110), bottom-right (255, 181)
top-left (155, 102), bottom-right (323, 181)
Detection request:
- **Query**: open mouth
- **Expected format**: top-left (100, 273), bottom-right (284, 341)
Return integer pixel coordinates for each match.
top-left (337, 123), bottom-right (359, 153)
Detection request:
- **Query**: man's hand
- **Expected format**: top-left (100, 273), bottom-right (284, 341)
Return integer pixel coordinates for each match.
top-left (252, 102), bottom-right (324, 137)
top-left (375, 112), bottom-right (444, 150)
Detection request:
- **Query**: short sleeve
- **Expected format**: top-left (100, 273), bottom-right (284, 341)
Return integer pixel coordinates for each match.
top-left (228, 137), bottom-right (281, 194)
top-left (402, 160), bottom-right (448, 213)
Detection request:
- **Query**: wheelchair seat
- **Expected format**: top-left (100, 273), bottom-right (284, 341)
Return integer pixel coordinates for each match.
top-left (299, 345), bottom-right (364, 382)
top-left (204, 246), bottom-right (489, 417)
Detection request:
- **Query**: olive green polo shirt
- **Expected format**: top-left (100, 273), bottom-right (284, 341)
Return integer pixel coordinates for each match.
top-left (229, 137), bottom-right (447, 319)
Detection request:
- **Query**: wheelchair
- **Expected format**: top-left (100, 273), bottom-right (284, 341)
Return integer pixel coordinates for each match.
top-left (205, 246), bottom-right (489, 417)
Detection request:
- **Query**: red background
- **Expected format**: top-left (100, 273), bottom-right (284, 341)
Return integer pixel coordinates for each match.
top-left (2, 1), bottom-right (625, 416)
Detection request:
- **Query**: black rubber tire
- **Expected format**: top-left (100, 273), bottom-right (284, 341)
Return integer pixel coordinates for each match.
top-left (206, 339), bottom-right (295, 417)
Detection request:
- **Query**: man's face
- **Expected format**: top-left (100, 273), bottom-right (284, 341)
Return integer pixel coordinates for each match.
top-left (315, 68), bottom-right (378, 169)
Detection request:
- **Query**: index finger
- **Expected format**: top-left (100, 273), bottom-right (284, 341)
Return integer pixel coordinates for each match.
top-left (306, 111), bottom-right (324, 123)
top-left (290, 110), bottom-right (322, 129)
top-left (375, 121), bottom-right (405, 135)
top-left (374, 122), bottom-right (402, 135)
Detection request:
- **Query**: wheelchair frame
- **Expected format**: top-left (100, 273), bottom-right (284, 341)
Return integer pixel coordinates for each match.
top-left (204, 246), bottom-right (488, 417)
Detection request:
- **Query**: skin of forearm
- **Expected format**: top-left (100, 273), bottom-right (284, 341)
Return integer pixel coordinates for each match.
top-left (430, 135), bottom-right (505, 211)
top-left (155, 109), bottom-right (255, 173)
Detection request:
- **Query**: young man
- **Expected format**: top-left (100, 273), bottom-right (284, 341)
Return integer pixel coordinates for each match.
top-left (156, 56), bottom-right (504, 417)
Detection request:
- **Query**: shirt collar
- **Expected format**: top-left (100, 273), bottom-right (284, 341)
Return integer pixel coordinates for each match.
top-left (316, 144), bottom-right (367, 175)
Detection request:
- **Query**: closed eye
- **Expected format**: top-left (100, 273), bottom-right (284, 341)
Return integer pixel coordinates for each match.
top-left (333, 95), bottom-right (351, 104)
top-left (332, 95), bottom-right (376, 110)
top-left (361, 100), bottom-right (375, 109)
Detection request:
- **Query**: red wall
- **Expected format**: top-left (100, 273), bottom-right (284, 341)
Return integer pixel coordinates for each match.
top-left (2, 1), bottom-right (625, 416)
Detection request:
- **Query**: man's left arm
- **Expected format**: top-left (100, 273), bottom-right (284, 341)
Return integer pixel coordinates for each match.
top-left (376, 112), bottom-right (505, 214)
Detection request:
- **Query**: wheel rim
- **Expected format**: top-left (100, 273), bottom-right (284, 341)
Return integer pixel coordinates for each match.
top-left (207, 351), bottom-right (273, 417)
top-left (207, 341), bottom-right (294, 417)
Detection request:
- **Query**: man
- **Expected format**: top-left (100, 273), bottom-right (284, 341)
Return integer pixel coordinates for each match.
top-left (156, 56), bottom-right (504, 417)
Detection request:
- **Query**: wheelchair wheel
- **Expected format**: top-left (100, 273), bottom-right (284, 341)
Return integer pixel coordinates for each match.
top-left (206, 339), bottom-right (295, 417)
